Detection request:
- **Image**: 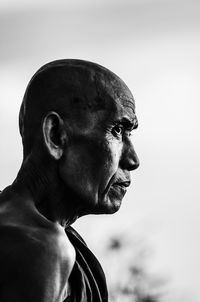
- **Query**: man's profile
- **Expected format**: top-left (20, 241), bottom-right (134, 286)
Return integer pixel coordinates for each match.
top-left (0, 59), bottom-right (139, 302)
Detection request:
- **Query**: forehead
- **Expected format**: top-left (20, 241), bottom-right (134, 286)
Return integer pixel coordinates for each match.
top-left (42, 63), bottom-right (137, 129)
top-left (97, 73), bottom-right (137, 125)
top-left (67, 69), bottom-right (137, 130)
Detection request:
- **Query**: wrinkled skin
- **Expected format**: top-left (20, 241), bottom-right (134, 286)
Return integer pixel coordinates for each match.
top-left (59, 76), bottom-right (139, 215)
top-left (0, 59), bottom-right (139, 302)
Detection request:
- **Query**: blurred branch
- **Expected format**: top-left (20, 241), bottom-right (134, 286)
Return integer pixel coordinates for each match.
top-left (105, 235), bottom-right (168, 302)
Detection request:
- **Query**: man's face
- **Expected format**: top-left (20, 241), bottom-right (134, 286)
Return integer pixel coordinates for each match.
top-left (59, 80), bottom-right (139, 215)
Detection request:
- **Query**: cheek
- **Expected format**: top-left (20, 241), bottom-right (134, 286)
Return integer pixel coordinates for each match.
top-left (101, 140), bottom-right (122, 177)
top-left (59, 136), bottom-right (122, 197)
top-left (58, 150), bottom-right (98, 204)
top-left (59, 139), bottom-right (106, 188)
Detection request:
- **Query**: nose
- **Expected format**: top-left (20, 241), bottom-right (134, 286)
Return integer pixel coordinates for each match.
top-left (120, 140), bottom-right (140, 171)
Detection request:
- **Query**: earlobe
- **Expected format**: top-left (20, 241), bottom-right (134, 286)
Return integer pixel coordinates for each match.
top-left (42, 112), bottom-right (67, 160)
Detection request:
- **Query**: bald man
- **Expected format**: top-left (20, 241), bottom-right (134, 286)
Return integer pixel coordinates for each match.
top-left (0, 60), bottom-right (139, 302)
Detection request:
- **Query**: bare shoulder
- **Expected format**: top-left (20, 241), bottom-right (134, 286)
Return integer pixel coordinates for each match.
top-left (0, 211), bottom-right (75, 274)
top-left (0, 193), bottom-right (75, 301)
top-left (0, 189), bottom-right (75, 266)
top-left (0, 223), bottom-right (75, 301)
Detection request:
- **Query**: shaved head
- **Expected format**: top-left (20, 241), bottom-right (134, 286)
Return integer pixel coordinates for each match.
top-left (19, 59), bottom-right (135, 157)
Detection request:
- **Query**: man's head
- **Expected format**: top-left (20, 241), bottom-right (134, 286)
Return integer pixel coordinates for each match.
top-left (19, 59), bottom-right (139, 215)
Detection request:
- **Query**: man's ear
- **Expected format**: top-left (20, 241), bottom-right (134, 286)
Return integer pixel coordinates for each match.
top-left (42, 112), bottom-right (67, 160)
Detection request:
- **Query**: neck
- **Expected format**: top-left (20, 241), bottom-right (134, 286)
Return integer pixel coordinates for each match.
top-left (12, 153), bottom-right (79, 228)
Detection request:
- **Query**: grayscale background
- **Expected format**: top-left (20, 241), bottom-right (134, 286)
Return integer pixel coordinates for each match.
top-left (0, 0), bottom-right (200, 301)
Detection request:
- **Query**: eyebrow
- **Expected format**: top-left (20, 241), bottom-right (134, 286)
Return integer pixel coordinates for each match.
top-left (119, 117), bottom-right (138, 130)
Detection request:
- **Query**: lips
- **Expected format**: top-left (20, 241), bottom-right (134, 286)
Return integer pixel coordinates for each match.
top-left (110, 180), bottom-right (131, 197)
top-left (109, 183), bottom-right (128, 200)
top-left (112, 180), bottom-right (131, 188)
top-left (103, 171), bottom-right (131, 197)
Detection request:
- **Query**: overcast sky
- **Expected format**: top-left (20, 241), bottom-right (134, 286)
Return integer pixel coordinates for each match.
top-left (0, 1), bottom-right (200, 301)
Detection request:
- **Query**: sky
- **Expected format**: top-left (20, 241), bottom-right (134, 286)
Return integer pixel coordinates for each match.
top-left (0, 0), bottom-right (200, 301)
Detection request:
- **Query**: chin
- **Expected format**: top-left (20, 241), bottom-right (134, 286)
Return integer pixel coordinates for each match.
top-left (96, 192), bottom-right (125, 215)
top-left (107, 185), bottom-right (127, 213)
top-left (106, 198), bottom-right (122, 214)
top-left (77, 187), bottom-right (126, 216)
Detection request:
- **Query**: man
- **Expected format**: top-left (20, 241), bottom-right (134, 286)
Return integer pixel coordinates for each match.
top-left (0, 59), bottom-right (139, 301)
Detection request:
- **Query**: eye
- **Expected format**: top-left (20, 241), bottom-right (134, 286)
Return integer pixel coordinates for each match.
top-left (112, 125), bottom-right (123, 137)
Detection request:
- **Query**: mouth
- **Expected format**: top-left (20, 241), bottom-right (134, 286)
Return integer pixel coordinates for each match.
top-left (112, 180), bottom-right (131, 189)
top-left (103, 172), bottom-right (131, 197)
top-left (109, 180), bottom-right (131, 198)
